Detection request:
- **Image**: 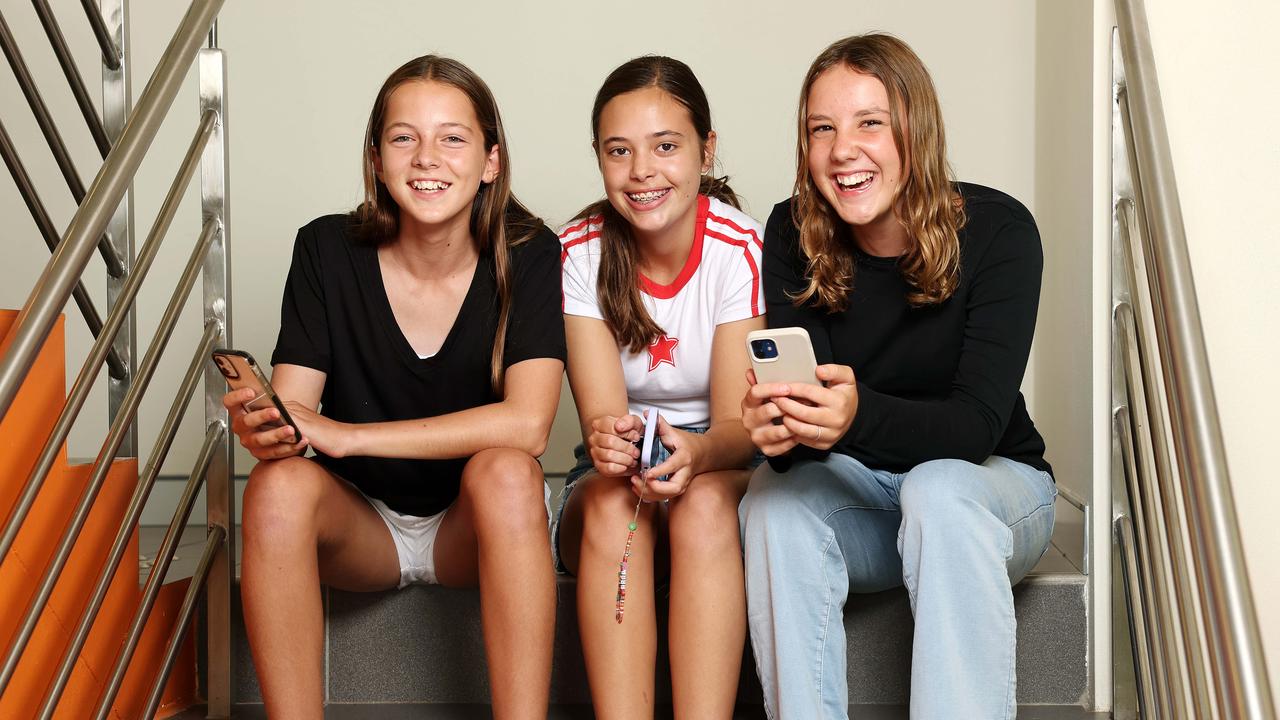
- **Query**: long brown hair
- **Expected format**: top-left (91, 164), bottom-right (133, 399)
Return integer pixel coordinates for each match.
top-left (577, 56), bottom-right (740, 354)
top-left (353, 55), bottom-right (541, 394)
top-left (792, 34), bottom-right (964, 312)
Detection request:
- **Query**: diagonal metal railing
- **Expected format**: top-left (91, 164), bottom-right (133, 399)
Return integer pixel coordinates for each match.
top-left (0, 0), bottom-right (234, 716)
top-left (1111, 0), bottom-right (1275, 718)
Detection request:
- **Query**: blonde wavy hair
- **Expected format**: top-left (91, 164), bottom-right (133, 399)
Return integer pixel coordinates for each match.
top-left (792, 33), bottom-right (965, 312)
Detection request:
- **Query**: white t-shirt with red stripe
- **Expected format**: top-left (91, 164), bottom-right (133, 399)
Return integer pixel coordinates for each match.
top-left (559, 195), bottom-right (765, 428)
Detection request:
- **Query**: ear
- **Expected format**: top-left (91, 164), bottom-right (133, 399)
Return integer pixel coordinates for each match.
top-left (371, 145), bottom-right (384, 180)
top-left (701, 131), bottom-right (718, 174)
top-left (482, 144), bottom-right (501, 184)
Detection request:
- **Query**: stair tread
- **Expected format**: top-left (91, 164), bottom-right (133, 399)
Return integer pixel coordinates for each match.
top-left (173, 703), bottom-right (1106, 719)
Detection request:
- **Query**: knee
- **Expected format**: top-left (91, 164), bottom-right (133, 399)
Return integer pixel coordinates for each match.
top-left (460, 448), bottom-right (545, 528)
top-left (739, 462), bottom-right (819, 536)
top-left (899, 459), bottom-right (986, 529)
top-left (242, 457), bottom-right (325, 541)
top-left (576, 475), bottom-right (652, 550)
top-left (669, 473), bottom-right (743, 552)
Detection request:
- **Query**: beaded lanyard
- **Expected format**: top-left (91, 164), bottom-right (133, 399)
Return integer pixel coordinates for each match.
top-left (617, 409), bottom-right (660, 624)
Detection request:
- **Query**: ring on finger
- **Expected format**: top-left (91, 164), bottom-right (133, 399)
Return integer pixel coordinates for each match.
top-left (814, 426), bottom-right (823, 442)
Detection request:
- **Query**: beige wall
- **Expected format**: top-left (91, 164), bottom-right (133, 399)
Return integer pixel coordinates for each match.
top-left (1141, 0), bottom-right (1280, 700)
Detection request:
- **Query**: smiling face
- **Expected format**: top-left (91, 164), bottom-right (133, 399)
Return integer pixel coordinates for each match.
top-left (596, 86), bottom-right (713, 243)
top-left (371, 80), bottom-right (499, 240)
top-left (805, 65), bottom-right (907, 252)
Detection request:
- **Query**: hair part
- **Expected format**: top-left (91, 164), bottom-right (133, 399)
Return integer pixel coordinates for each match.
top-left (581, 55), bottom-right (739, 354)
top-left (353, 55), bottom-right (541, 394)
top-left (792, 33), bottom-right (965, 312)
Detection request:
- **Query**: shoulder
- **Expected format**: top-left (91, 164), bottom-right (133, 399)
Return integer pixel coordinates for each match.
top-left (956, 182), bottom-right (1041, 265)
top-left (556, 213), bottom-right (604, 260)
top-left (509, 224), bottom-right (560, 263)
top-left (703, 197), bottom-right (764, 249)
top-left (295, 213), bottom-right (359, 251)
top-left (765, 197), bottom-right (797, 232)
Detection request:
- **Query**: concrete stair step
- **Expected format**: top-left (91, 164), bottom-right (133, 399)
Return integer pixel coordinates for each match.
top-left (229, 571), bottom-right (1087, 708)
top-left (176, 702), bottom-right (1108, 719)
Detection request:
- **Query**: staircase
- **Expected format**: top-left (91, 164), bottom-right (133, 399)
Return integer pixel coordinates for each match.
top-left (168, 499), bottom-right (1094, 718)
top-left (0, 310), bottom-right (198, 719)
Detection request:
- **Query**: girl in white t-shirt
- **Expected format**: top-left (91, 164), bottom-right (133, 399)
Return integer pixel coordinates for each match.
top-left (554, 56), bottom-right (765, 718)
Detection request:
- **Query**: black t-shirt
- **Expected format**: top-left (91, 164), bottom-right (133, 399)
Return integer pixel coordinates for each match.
top-left (764, 182), bottom-right (1051, 476)
top-left (271, 214), bottom-right (567, 516)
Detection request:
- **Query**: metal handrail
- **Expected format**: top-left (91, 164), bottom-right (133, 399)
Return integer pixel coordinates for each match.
top-left (0, 116), bottom-right (125, 379)
top-left (139, 524), bottom-right (227, 720)
top-left (78, 0), bottom-right (121, 70)
top-left (0, 0), bottom-right (226, 422)
top-left (1116, 513), bottom-right (1156, 718)
top-left (1113, 0), bottom-right (1275, 716)
top-left (30, 0), bottom-right (111, 156)
top-left (0, 218), bottom-right (220, 693)
top-left (0, 117), bottom-right (218, 566)
top-left (0, 9), bottom-right (124, 276)
top-left (1114, 403), bottom-right (1174, 714)
top-left (94, 426), bottom-right (226, 719)
top-left (36, 322), bottom-right (219, 719)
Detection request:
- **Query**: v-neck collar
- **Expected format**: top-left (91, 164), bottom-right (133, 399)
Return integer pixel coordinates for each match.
top-left (361, 242), bottom-right (486, 375)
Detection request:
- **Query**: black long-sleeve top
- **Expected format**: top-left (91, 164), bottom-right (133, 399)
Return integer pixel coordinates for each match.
top-left (764, 182), bottom-right (1051, 476)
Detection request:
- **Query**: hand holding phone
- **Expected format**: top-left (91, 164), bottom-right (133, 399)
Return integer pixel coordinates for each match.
top-left (212, 349), bottom-right (301, 445)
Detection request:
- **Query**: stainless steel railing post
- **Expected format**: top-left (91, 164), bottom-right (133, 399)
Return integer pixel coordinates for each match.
top-left (200, 34), bottom-right (235, 717)
top-left (102, 0), bottom-right (137, 457)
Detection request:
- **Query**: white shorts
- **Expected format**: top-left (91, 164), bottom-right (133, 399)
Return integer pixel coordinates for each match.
top-left (363, 483), bottom-right (552, 589)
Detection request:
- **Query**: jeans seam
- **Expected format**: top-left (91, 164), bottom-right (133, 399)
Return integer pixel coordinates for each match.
top-left (820, 504), bottom-right (896, 524)
top-left (816, 527), bottom-right (838, 708)
top-left (1005, 498), bottom-right (1055, 531)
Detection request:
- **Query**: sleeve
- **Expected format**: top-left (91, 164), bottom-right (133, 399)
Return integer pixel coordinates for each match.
top-left (837, 219), bottom-right (1044, 467)
top-left (270, 224), bottom-right (331, 372)
top-left (760, 201), bottom-right (832, 469)
top-left (503, 227), bottom-right (568, 367)
top-left (560, 236), bottom-right (603, 320)
top-left (715, 229), bottom-right (765, 325)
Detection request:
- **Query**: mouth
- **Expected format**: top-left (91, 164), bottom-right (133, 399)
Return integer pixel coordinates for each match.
top-left (409, 179), bottom-right (451, 193)
top-left (834, 171), bottom-right (875, 193)
top-left (624, 188), bottom-right (672, 208)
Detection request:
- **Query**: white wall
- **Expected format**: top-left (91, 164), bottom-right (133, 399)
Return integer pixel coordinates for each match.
top-left (1141, 0), bottom-right (1280, 701)
top-left (1, 0), bottom-right (1041, 478)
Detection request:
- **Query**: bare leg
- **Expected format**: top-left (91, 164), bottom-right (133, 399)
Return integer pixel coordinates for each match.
top-left (433, 448), bottom-right (555, 720)
top-left (559, 471), bottom-right (662, 720)
top-left (240, 457), bottom-right (401, 720)
top-left (667, 470), bottom-right (749, 719)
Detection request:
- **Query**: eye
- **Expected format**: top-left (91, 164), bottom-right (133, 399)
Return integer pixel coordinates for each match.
top-left (860, 119), bottom-right (885, 129)
top-left (443, 135), bottom-right (466, 145)
top-left (606, 146), bottom-right (630, 157)
top-left (656, 142), bottom-right (677, 153)
top-left (390, 134), bottom-right (413, 144)
top-left (808, 124), bottom-right (834, 136)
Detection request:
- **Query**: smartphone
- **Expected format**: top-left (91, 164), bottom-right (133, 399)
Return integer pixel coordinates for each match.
top-left (211, 349), bottom-right (300, 443)
top-left (747, 327), bottom-right (820, 387)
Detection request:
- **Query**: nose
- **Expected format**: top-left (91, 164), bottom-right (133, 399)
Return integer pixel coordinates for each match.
top-left (831, 129), bottom-right (861, 164)
top-left (630, 152), bottom-right (656, 182)
top-left (413, 142), bottom-right (438, 170)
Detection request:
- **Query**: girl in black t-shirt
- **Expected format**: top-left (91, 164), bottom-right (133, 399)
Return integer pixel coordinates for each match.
top-left (222, 56), bottom-right (565, 718)
top-left (738, 35), bottom-right (1057, 719)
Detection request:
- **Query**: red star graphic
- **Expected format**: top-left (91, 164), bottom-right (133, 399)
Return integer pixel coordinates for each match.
top-left (647, 334), bottom-right (679, 372)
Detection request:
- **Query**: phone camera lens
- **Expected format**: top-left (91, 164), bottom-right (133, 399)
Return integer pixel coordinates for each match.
top-left (750, 339), bottom-right (779, 360)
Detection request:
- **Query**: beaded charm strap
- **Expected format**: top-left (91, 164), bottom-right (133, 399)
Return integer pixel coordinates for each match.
top-left (617, 408), bottom-right (660, 624)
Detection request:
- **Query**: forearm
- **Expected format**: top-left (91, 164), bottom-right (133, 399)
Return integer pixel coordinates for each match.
top-left (686, 419), bottom-right (756, 475)
top-left (841, 384), bottom-right (1002, 467)
top-left (347, 400), bottom-right (553, 460)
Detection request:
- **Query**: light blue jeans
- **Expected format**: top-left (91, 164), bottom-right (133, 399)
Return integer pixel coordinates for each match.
top-left (738, 453), bottom-right (1057, 720)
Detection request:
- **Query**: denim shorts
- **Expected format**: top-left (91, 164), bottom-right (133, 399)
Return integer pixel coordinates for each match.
top-left (550, 427), bottom-right (763, 573)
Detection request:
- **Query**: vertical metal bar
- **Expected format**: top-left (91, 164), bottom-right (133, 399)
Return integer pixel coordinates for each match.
top-left (30, 0), bottom-right (111, 156)
top-left (78, 0), bottom-right (120, 70)
top-left (0, 8), bottom-right (125, 277)
top-left (141, 525), bottom-right (227, 720)
top-left (101, 0), bottom-right (136, 457)
top-left (200, 44), bottom-right (234, 718)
